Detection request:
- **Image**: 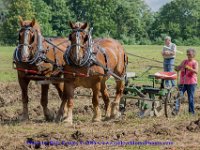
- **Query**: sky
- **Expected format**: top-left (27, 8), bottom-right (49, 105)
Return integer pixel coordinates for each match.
top-left (144, 0), bottom-right (172, 12)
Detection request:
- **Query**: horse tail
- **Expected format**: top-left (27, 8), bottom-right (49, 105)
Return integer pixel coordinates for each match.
top-left (124, 52), bottom-right (128, 71)
top-left (122, 50), bottom-right (128, 85)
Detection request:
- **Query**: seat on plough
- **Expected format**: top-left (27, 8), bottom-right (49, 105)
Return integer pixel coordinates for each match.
top-left (154, 72), bottom-right (177, 80)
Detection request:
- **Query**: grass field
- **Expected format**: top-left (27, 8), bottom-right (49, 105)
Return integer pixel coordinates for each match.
top-left (1, 45), bottom-right (200, 83)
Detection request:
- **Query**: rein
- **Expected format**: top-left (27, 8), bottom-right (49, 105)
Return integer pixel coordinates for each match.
top-left (127, 52), bottom-right (178, 67)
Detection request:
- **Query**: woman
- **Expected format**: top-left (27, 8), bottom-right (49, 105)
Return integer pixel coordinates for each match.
top-left (175, 48), bottom-right (198, 115)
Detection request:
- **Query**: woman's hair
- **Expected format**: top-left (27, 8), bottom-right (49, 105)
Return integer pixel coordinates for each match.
top-left (164, 36), bottom-right (171, 41)
top-left (187, 48), bottom-right (196, 56)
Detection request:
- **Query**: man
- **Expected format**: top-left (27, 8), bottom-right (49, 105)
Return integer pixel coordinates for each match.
top-left (174, 48), bottom-right (198, 115)
top-left (162, 36), bottom-right (176, 87)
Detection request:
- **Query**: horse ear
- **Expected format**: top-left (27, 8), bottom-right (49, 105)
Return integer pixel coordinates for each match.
top-left (69, 21), bottom-right (74, 29)
top-left (18, 16), bottom-right (23, 26)
top-left (81, 22), bottom-right (88, 30)
top-left (31, 18), bottom-right (36, 27)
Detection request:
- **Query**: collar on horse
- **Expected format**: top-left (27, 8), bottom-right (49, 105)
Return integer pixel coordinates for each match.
top-left (13, 26), bottom-right (66, 76)
top-left (13, 26), bottom-right (46, 65)
top-left (64, 27), bottom-right (94, 67)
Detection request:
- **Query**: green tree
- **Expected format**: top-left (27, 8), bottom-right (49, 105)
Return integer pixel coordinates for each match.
top-left (44, 0), bottom-right (74, 36)
top-left (32, 0), bottom-right (55, 36)
top-left (150, 0), bottom-right (200, 44)
top-left (69, 0), bottom-right (117, 38)
top-left (69, 0), bottom-right (153, 44)
top-left (114, 0), bottom-right (153, 44)
top-left (1, 0), bottom-right (35, 45)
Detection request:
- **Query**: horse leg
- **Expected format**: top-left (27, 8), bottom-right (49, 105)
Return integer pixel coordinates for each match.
top-left (63, 97), bottom-right (74, 124)
top-left (53, 83), bottom-right (67, 118)
top-left (100, 80), bottom-right (111, 119)
top-left (92, 82), bottom-right (102, 122)
top-left (53, 83), bottom-right (64, 98)
top-left (111, 80), bottom-right (124, 119)
top-left (41, 84), bottom-right (54, 121)
top-left (18, 77), bottom-right (30, 121)
top-left (56, 82), bottom-right (74, 124)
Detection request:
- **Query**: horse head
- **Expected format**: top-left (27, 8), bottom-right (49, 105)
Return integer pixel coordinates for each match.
top-left (68, 22), bottom-right (89, 66)
top-left (17, 16), bottom-right (43, 63)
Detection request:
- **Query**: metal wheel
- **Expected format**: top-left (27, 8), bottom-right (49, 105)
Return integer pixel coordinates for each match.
top-left (164, 86), bottom-right (181, 118)
top-left (154, 99), bottom-right (165, 117)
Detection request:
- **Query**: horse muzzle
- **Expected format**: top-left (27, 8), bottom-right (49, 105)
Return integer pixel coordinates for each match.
top-left (21, 56), bottom-right (30, 62)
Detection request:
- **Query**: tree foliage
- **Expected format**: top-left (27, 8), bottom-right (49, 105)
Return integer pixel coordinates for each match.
top-left (1, 0), bottom-right (200, 45)
top-left (69, 0), bottom-right (117, 37)
top-left (32, 0), bottom-right (55, 36)
top-left (0, 0), bottom-right (35, 44)
top-left (44, 0), bottom-right (74, 36)
top-left (113, 0), bottom-right (153, 44)
top-left (150, 0), bottom-right (200, 45)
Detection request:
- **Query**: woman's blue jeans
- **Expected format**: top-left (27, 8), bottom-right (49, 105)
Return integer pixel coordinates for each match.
top-left (175, 84), bottom-right (196, 114)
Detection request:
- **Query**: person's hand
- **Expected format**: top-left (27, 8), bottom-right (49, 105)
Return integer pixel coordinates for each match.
top-left (175, 66), bottom-right (179, 71)
top-left (163, 51), bottom-right (169, 55)
top-left (185, 65), bottom-right (192, 70)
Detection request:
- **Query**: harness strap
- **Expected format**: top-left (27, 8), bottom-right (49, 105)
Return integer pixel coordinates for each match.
top-left (63, 71), bottom-right (89, 77)
top-left (15, 68), bottom-right (39, 74)
top-left (98, 46), bottom-right (108, 69)
top-left (92, 59), bottom-right (123, 80)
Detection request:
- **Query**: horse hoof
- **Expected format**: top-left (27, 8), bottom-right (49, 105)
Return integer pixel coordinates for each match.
top-left (63, 118), bottom-right (73, 125)
top-left (110, 112), bottom-right (121, 119)
top-left (92, 118), bottom-right (101, 122)
top-left (103, 116), bottom-right (111, 121)
top-left (18, 114), bottom-right (29, 121)
top-left (45, 114), bottom-right (55, 122)
top-left (55, 115), bottom-right (63, 123)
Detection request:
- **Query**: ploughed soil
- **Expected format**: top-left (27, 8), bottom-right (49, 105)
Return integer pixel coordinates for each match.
top-left (0, 82), bottom-right (200, 150)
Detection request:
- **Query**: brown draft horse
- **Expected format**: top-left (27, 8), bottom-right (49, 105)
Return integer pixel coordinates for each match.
top-left (56, 22), bottom-right (128, 124)
top-left (15, 17), bottom-right (69, 121)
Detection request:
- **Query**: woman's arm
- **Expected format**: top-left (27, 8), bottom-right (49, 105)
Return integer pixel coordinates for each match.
top-left (175, 60), bottom-right (185, 71)
top-left (185, 61), bottom-right (198, 74)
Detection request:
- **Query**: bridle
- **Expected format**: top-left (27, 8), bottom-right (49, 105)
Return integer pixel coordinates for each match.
top-left (64, 28), bottom-right (94, 67)
top-left (13, 26), bottom-right (46, 65)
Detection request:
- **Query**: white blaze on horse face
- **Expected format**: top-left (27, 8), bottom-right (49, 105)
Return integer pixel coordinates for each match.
top-left (21, 30), bottom-right (30, 62)
top-left (75, 31), bottom-right (81, 63)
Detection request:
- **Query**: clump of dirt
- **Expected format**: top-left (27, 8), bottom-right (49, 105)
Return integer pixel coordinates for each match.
top-left (0, 95), bottom-right (5, 107)
top-left (71, 130), bottom-right (84, 141)
top-left (144, 123), bottom-right (171, 136)
top-left (113, 131), bottom-right (126, 140)
top-left (195, 105), bottom-right (200, 111)
top-left (187, 118), bottom-right (200, 132)
top-left (30, 106), bottom-right (44, 119)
